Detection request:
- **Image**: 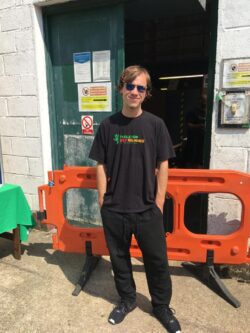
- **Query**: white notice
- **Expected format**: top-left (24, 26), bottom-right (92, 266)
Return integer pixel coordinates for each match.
top-left (93, 50), bottom-right (111, 82)
top-left (73, 52), bottom-right (91, 83)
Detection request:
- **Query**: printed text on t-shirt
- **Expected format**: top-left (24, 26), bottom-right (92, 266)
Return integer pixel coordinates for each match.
top-left (113, 134), bottom-right (145, 144)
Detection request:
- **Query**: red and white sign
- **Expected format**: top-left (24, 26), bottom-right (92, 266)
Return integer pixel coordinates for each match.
top-left (81, 115), bottom-right (94, 135)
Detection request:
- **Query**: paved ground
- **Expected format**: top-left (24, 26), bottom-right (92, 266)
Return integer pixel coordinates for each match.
top-left (0, 229), bottom-right (249, 333)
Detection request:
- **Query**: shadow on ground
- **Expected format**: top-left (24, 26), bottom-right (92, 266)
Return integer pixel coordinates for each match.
top-left (0, 235), bottom-right (195, 313)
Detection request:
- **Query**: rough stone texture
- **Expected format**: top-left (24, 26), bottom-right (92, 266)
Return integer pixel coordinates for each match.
top-left (25, 117), bottom-right (40, 137)
top-left (1, 7), bottom-right (20, 31)
top-left (0, 229), bottom-right (249, 333)
top-left (4, 173), bottom-right (44, 194)
top-left (16, 29), bottom-right (34, 52)
top-left (1, 6), bottom-right (32, 30)
top-left (0, 56), bottom-right (4, 75)
top-left (220, 28), bottom-right (250, 59)
top-left (0, 98), bottom-right (7, 116)
top-left (21, 75), bottom-right (37, 95)
top-left (221, 1), bottom-right (250, 29)
top-left (210, 146), bottom-right (248, 171)
top-left (2, 155), bottom-right (29, 174)
top-left (0, 117), bottom-right (26, 136)
top-left (207, 194), bottom-right (242, 235)
top-left (11, 137), bottom-right (41, 157)
top-left (28, 157), bottom-right (44, 176)
top-left (248, 150), bottom-right (250, 173)
top-left (0, 0), bottom-right (15, 10)
top-left (0, 31), bottom-right (16, 54)
top-left (0, 137), bottom-right (12, 154)
top-left (0, 0), bottom-right (42, 210)
top-left (210, 0), bottom-right (250, 173)
top-left (209, 1), bottom-right (250, 233)
top-left (7, 96), bottom-right (38, 117)
top-left (229, 264), bottom-right (250, 282)
top-left (25, 193), bottom-right (40, 210)
top-left (215, 128), bottom-right (250, 148)
top-left (4, 51), bottom-right (35, 76)
top-left (0, 76), bottom-right (21, 96)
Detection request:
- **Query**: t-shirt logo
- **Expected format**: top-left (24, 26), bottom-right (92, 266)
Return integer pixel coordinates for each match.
top-left (113, 134), bottom-right (145, 144)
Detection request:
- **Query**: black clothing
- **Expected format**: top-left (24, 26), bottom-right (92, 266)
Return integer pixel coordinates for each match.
top-left (153, 306), bottom-right (182, 333)
top-left (108, 301), bottom-right (137, 325)
top-left (89, 111), bottom-right (175, 212)
top-left (89, 110), bottom-right (174, 309)
top-left (101, 205), bottom-right (172, 307)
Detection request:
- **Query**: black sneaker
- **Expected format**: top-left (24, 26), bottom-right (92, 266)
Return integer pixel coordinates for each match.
top-left (153, 306), bottom-right (181, 333)
top-left (108, 301), bottom-right (137, 325)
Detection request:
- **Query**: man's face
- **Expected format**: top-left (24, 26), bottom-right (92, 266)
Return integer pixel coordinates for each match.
top-left (120, 73), bottom-right (147, 110)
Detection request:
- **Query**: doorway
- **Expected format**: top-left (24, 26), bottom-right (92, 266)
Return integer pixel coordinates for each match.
top-left (43, 0), bottom-right (217, 231)
top-left (123, 0), bottom-right (217, 233)
top-left (124, 0), bottom-right (214, 170)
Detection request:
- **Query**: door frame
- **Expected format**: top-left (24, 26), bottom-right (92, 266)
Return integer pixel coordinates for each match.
top-left (42, 0), bottom-right (124, 170)
top-left (203, 0), bottom-right (219, 168)
top-left (34, 0), bottom-right (218, 174)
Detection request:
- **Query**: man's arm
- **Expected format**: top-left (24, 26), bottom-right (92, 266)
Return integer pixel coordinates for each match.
top-left (96, 162), bottom-right (107, 207)
top-left (155, 160), bottom-right (169, 213)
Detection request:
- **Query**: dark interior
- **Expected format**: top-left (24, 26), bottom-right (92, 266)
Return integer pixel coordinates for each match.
top-left (124, 0), bottom-right (212, 233)
top-left (125, 0), bottom-right (211, 168)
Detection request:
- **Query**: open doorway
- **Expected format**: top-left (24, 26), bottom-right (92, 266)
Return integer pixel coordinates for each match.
top-left (124, 0), bottom-right (216, 233)
top-left (124, 0), bottom-right (212, 169)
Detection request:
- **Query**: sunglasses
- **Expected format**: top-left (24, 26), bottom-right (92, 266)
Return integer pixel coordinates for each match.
top-left (125, 83), bottom-right (147, 93)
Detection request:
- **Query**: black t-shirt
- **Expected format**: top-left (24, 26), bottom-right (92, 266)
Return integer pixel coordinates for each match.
top-left (89, 111), bottom-right (175, 212)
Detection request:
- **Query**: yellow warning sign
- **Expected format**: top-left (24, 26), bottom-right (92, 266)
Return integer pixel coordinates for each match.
top-left (223, 59), bottom-right (250, 88)
top-left (78, 82), bottom-right (112, 112)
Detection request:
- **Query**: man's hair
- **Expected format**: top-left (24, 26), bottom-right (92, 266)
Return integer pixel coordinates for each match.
top-left (118, 65), bottom-right (152, 98)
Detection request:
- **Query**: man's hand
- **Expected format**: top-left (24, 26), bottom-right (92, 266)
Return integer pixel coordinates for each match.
top-left (96, 163), bottom-right (107, 209)
top-left (98, 195), bottom-right (104, 208)
top-left (155, 198), bottom-right (164, 213)
top-left (155, 160), bottom-right (169, 214)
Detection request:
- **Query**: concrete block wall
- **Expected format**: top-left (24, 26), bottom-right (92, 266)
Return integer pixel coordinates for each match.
top-left (210, 0), bottom-right (250, 172)
top-left (208, 0), bottom-right (250, 233)
top-left (0, 0), bottom-right (44, 210)
top-left (207, 193), bottom-right (241, 235)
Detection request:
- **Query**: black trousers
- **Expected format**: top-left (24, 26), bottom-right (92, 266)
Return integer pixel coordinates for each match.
top-left (101, 205), bottom-right (172, 308)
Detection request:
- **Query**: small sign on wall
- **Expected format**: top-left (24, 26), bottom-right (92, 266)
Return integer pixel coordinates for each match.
top-left (218, 91), bottom-right (250, 128)
top-left (92, 50), bottom-right (111, 82)
top-left (223, 59), bottom-right (250, 89)
top-left (73, 52), bottom-right (91, 83)
top-left (78, 82), bottom-right (112, 112)
top-left (81, 115), bottom-right (94, 135)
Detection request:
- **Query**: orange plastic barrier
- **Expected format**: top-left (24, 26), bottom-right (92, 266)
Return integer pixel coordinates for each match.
top-left (38, 166), bottom-right (250, 265)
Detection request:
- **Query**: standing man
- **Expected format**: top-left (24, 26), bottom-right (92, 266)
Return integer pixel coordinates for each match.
top-left (89, 65), bottom-right (181, 333)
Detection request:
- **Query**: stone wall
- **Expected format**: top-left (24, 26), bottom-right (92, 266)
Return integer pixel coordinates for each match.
top-left (210, 0), bottom-right (250, 171)
top-left (208, 0), bottom-right (250, 233)
top-left (0, 0), bottom-right (45, 209)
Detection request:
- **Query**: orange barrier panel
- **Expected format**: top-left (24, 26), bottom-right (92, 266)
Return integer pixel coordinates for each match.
top-left (38, 166), bottom-right (250, 265)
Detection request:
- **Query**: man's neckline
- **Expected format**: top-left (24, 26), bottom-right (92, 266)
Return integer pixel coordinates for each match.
top-left (121, 110), bottom-right (144, 119)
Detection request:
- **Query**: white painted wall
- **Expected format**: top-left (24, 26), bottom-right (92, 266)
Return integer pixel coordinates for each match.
top-left (210, 0), bottom-right (250, 171)
top-left (0, 0), bottom-right (70, 209)
top-left (208, 0), bottom-right (250, 234)
top-left (0, 0), bottom-right (76, 212)
top-left (0, 1), bottom-right (42, 209)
